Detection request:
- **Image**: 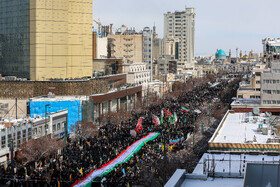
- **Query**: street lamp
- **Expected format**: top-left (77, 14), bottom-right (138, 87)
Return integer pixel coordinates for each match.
top-left (45, 104), bottom-right (50, 137)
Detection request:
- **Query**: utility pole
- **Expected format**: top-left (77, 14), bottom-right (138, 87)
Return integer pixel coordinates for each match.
top-left (208, 103), bottom-right (211, 126)
top-left (45, 104), bottom-right (50, 138)
top-left (192, 107), bottom-right (195, 150)
top-left (10, 125), bottom-right (14, 177)
top-left (15, 98), bottom-right (17, 119)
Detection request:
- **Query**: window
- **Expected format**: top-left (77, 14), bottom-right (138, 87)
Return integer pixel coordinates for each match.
top-left (272, 100), bottom-right (277, 104)
top-left (53, 124), bottom-right (56, 132)
top-left (263, 100), bottom-right (267, 104)
top-left (267, 100), bottom-right (271, 104)
top-left (256, 81), bottom-right (260, 84)
top-left (1, 136), bottom-right (5, 148)
top-left (277, 101), bottom-right (280, 104)
top-left (273, 90), bottom-right (277, 94)
top-left (28, 128), bottom-right (32, 140)
top-left (39, 127), bottom-right (42, 135)
top-left (57, 123), bottom-right (61, 130)
top-left (33, 128), bottom-right (37, 135)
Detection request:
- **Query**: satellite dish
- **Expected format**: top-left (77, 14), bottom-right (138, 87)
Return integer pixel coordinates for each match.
top-left (253, 108), bottom-right (260, 115)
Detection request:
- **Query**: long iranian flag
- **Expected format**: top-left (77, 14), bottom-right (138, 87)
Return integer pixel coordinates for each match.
top-left (72, 132), bottom-right (160, 187)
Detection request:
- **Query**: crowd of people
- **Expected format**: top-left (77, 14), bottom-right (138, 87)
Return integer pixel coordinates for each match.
top-left (0, 76), bottom-right (237, 186)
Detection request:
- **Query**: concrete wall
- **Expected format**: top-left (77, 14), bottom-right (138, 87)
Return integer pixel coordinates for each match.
top-left (0, 79), bottom-right (109, 99)
top-left (0, 99), bottom-right (28, 119)
top-left (96, 37), bottom-right (108, 58)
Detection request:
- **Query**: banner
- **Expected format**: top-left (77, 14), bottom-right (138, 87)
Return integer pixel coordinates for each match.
top-left (72, 132), bottom-right (160, 187)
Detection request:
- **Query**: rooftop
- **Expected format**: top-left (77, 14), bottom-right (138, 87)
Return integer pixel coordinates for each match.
top-left (30, 95), bottom-right (88, 102)
top-left (210, 112), bottom-right (273, 144)
top-left (166, 152), bottom-right (280, 187)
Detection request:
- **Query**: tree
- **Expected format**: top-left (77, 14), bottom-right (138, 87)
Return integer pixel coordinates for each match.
top-left (71, 121), bottom-right (99, 140)
top-left (17, 136), bottom-right (63, 165)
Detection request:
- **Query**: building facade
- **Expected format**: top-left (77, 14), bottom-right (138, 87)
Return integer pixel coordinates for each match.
top-left (164, 8), bottom-right (195, 66)
top-left (122, 63), bottom-right (151, 88)
top-left (0, 0), bottom-right (93, 80)
top-left (0, 109), bottom-right (68, 165)
top-left (262, 38), bottom-right (280, 63)
top-left (261, 62), bottom-right (280, 105)
top-left (108, 30), bottom-right (143, 63)
top-left (142, 27), bottom-right (153, 71)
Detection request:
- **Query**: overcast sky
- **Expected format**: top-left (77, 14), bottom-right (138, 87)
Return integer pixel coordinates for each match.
top-left (93, 0), bottom-right (280, 56)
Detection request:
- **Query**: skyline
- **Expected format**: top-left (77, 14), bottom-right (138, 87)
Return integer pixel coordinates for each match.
top-left (93, 0), bottom-right (280, 56)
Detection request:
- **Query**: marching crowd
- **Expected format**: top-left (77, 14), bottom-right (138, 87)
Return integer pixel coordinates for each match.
top-left (0, 77), bottom-right (235, 186)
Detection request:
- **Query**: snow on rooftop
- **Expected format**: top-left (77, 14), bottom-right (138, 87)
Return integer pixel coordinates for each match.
top-left (212, 112), bottom-right (273, 144)
top-left (30, 95), bottom-right (87, 101)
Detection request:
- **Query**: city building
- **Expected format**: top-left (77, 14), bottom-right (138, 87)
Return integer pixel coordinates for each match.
top-left (232, 62), bottom-right (280, 113)
top-left (92, 58), bottom-right (123, 76)
top-left (261, 62), bottom-right (280, 105)
top-left (0, 109), bottom-right (68, 165)
top-left (108, 28), bottom-right (143, 63)
top-left (89, 85), bottom-right (142, 123)
top-left (96, 37), bottom-right (108, 59)
top-left (142, 27), bottom-right (153, 71)
top-left (262, 38), bottom-right (280, 63)
top-left (0, 0), bottom-right (93, 80)
top-left (237, 64), bottom-right (268, 99)
top-left (122, 63), bottom-right (151, 88)
top-left (156, 55), bottom-right (178, 75)
top-left (163, 36), bottom-right (180, 59)
top-left (166, 110), bottom-right (280, 186)
top-left (28, 96), bottom-right (87, 129)
top-left (164, 8), bottom-right (195, 66)
top-left (209, 110), bottom-right (280, 152)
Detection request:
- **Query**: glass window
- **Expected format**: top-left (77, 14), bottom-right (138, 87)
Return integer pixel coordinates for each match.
top-left (33, 128), bottom-right (37, 135)
top-left (57, 123), bottom-right (61, 130)
top-left (53, 124), bottom-right (56, 132)
top-left (267, 100), bottom-right (271, 104)
top-left (1, 136), bottom-right (5, 148)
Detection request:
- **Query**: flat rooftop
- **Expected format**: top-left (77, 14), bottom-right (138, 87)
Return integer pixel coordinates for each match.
top-left (211, 112), bottom-right (272, 144)
top-left (209, 111), bottom-right (280, 152)
top-left (231, 98), bottom-right (261, 105)
top-left (29, 95), bottom-right (87, 102)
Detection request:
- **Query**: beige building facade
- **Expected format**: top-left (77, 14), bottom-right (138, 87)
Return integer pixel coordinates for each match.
top-left (108, 34), bottom-right (143, 63)
top-left (0, 0), bottom-right (93, 81)
top-left (30, 0), bottom-right (93, 80)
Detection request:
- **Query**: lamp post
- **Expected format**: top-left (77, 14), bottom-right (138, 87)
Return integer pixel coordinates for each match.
top-left (10, 125), bottom-right (14, 177)
top-left (45, 104), bottom-right (50, 138)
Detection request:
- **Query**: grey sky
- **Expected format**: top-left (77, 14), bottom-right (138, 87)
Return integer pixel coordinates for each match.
top-left (93, 0), bottom-right (280, 56)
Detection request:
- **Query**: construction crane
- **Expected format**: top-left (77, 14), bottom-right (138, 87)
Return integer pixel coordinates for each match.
top-left (93, 19), bottom-right (101, 35)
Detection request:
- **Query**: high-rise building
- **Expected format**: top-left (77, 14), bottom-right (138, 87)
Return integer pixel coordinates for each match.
top-left (142, 27), bottom-right (153, 70)
top-left (0, 0), bottom-right (93, 80)
top-left (164, 8), bottom-right (195, 66)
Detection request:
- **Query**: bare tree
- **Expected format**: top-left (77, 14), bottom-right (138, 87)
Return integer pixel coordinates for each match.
top-left (17, 136), bottom-right (63, 165)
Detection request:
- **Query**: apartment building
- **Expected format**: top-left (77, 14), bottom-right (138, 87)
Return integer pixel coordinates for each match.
top-left (163, 8), bottom-right (195, 66)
